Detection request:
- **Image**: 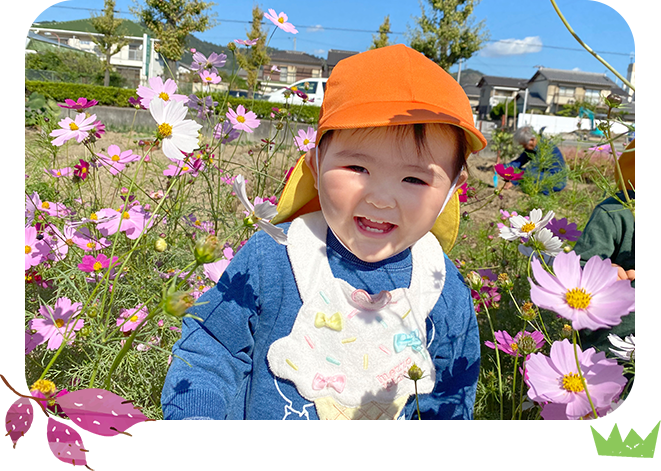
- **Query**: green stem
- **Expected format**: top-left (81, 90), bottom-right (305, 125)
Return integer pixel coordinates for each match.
top-left (482, 301), bottom-right (504, 420)
top-left (572, 330), bottom-right (598, 419)
top-left (414, 381), bottom-right (421, 420)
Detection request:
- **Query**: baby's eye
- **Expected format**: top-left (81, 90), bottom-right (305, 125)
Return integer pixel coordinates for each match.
top-left (403, 176), bottom-right (427, 185)
top-left (346, 165), bottom-right (368, 173)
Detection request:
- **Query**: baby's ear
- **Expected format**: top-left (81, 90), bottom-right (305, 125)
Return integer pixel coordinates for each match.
top-left (304, 148), bottom-right (319, 189)
top-left (455, 168), bottom-right (468, 189)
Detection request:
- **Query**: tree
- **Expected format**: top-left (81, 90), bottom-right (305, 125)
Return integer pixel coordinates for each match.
top-left (370, 15), bottom-right (392, 49)
top-left (407, 0), bottom-right (489, 71)
top-left (131, 0), bottom-right (217, 79)
top-left (90, 0), bottom-right (130, 87)
top-left (234, 6), bottom-right (269, 98)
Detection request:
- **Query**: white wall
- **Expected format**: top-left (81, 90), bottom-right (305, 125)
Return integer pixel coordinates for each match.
top-left (517, 113), bottom-right (634, 135)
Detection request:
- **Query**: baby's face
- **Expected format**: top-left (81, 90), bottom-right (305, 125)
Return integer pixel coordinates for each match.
top-left (308, 126), bottom-right (466, 263)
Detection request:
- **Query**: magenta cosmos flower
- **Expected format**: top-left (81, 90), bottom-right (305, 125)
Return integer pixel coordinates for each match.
top-left (529, 251), bottom-right (635, 331)
top-left (57, 97), bottom-right (98, 111)
top-left (78, 253), bottom-right (119, 273)
top-left (95, 205), bottom-right (154, 239)
top-left (227, 105), bottom-right (260, 133)
top-left (525, 339), bottom-right (626, 420)
top-left (294, 127), bottom-right (316, 152)
top-left (485, 330), bottom-right (545, 357)
top-left (116, 306), bottom-right (149, 332)
top-left (73, 159), bottom-right (91, 180)
top-left (546, 217), bottom-right (582, 242)
top-left (264, 9), bottom-right (298, 34)
top-left (29, 297), bottom-right (84, 350)
top-left (136, 76), bottom-right (188, 109)
top-left (25, 226), bottom-right (49, 270)
top-left (494, 163), bottom-right (524, 182)
top-left (49, 113), bottom-right (98, 146)
top-left (456, 182), bottom-right (469, 203)
top-left (96, 144), bottom-right (140, 175)
top-left (199, 70), bottom-right (222, 84)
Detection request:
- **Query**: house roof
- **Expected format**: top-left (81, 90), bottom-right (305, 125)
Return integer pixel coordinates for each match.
top-left (462, 84), bottom-right (480, 98)
top-left (529, 68), bottom-right (616, 88)
top-left (269, 50), bottom-right (323, 66)
top-left (326, 49), bottom-right (359, 67)
top-left (26, 31), bottom-right (94, 53)
top-left (477, 75), bottom-right (527, 89)
top-left (32, 19), bottom-right (151, 38)
top-left (516, 90), bottom-right (547, 109)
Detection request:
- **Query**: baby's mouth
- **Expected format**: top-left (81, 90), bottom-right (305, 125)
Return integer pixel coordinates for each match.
top-left (355, 216), bottom-right (396, 234)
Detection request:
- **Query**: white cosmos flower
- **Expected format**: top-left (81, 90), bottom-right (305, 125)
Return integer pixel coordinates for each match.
top-left (518, 227), bottom-right (562, 263)
top-left (150, 98), bottom-right (202, 161)
top-left (608, 333), bottom-right (635, 361)
top-left (232, 175), bottom-right (288, 245)
top-left (597, 400), bottom-right (636, 420)
top-left (500, 208), bottom-right (555, 241)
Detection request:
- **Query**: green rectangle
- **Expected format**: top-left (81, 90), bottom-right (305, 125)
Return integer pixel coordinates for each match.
top-left (590, 420), bottom-right (661, 458)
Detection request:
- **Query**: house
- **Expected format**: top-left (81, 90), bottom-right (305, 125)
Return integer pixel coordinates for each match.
top-left (524, 68), bottom-right (622, 114)
top-left (262, 50), bottom-right (324, 91)
top-left (29, 19), bottom-right (163, 88)
top-left (461, 83), bottom-right (480, 111)
top-left (476, 75), bottom-right (528, 119)
top-left (323, 49), bottom-right (359, 78)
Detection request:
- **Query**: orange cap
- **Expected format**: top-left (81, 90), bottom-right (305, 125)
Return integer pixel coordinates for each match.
top-left (273, 44), bottom-right (486, 251)
top-left (618, 138), bottom-right (635, 191)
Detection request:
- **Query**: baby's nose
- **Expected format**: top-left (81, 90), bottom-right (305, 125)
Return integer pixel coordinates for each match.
top-left (365, 185), bottom-right (396, 209)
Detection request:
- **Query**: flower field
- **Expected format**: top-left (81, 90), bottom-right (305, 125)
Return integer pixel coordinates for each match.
top-left (22, 9), bottom-right (635, 425)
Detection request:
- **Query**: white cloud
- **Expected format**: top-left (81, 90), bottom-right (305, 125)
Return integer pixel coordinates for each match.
top-left (306, 25), bottom-right (324, 33)
top-left (572, 67), bottom-right (581, 71)
top-left (313, 49), bottom-right (326, 56)
top-left (480, 36), bottom-right (543, 57)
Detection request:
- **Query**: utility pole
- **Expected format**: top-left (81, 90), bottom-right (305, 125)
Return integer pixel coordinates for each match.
top-left (456, 58), bottom-right (462, 85)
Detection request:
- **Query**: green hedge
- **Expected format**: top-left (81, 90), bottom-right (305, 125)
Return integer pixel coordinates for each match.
top-left (24, 80), bottom-right (320, 124)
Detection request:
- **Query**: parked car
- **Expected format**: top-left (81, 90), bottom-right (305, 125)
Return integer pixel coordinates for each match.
top-left (265, 78), bottom-right (327, 106)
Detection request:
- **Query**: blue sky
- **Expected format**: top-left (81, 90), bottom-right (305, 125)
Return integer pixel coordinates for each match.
top-left (30, 0), bottom-right (636, 86)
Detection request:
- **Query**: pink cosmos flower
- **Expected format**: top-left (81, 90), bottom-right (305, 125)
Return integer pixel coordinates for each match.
top-left (95, 205), bottom-right (154, 239)
top-left (29, 297), bottom-right (84, 350)
top-left (163, 157), bottom-right (204, 177)
top-left (525, 339), bottom-right (627, 420)
top-left (90, 120), bottom-right (105, 140)
top-left (136, 76), bottom-right (188, 109)
top-left (49, 113), bottom-right (98, 146)
top-left (456, 182), bottom-right (468, 203)
top-left (226, 105), bottom-right (261, 133)
top-left (42, 223), bottom-right (74, 262)
top-left (116, 306), bottom-right (149, 332)
top-left (70, 226), bottom-right (112, 252)
top-left (199, 70), bottom-right (222, 84)
top-left (203, 246), bottom-right (235, 283)
top-left (25, 192), bottom-right (69, 220)
top-left (73, 159), bottom-right (91, 180)
top-left (529, 251), bottom-right (635, 331)
top-left (191, 51), bottom-right (227, 75)
top-left (264, 9), bottom-right (298, 34)
top-left (494, 163), bottom-right (525, 182)
top-left (546, 217), bottom-right (582, 242)
top-left (213, 120), bottom-right (240, 144)
top-left (294, 127), bottom-right (317, 152)
top-left (96, 144), bottom-right (140, 175)
top-left (25, 330), bottom-right (44, 355)
top-left (234, 37), bottom-right (259, 46)
top-left (271, 65), bottom-right (281, 72)
top-left (44, 167), bottom-right (73, 178)
top-left (57, 97), bottom-right (98, 111)
top-left (484, 330), bottom-right (545, 357)
top-left (25, 226), bottom-right (49, 270)
top-left (471, 283), bottom-right (500, 313)
top-left (77, 253), bottom-right (119, 273)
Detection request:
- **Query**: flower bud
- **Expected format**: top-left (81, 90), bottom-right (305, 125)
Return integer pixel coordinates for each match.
top-left (407, 364), bottom-right (424, 381)
top-left (497, 273), bottom-right (513, 291)
top-left (194, 235), bottom-right (223, 264)
top-left (561, 324), bottom-right (573, 339)
top-left (155, 237), bottom-right (168, 252)
top-left (466, 271), bottom-right (483, 290)
top-left (163, 290), bottom-right (195, 318)
top-left (520, 301), bottom-right (537, 321)
top-left (227, 42), bottom-right (237, 52)
top-left (605, 93), bottom-right (622, 108)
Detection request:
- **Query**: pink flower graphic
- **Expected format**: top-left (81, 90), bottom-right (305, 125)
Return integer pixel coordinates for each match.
top-left (95, 205), bottom-right (154, 239)
top-left (77, 253), bottom-right (119, 273)
top-left (29, 297), bottom-right (84, 350)
top-left (264, 9), bottom-right (298, 34)
top-left (199, 70), bottom-right (222, 84)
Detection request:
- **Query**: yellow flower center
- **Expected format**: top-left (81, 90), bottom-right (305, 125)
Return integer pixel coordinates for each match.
top-left (25, 245), bottom-right (32, 254)
top-left (520, 222), bottom-right (536, 233)
top-left (205, 76), bottom-right (212, 81)
top-left (69, 122), bottom-right (79, 131)
top-left (237, 116), bottom-right (246, 123)
top-left (510, 343), bottom-right (518, 352)
top-left (122, 212), bottom-right (130, 219)
top-left (562, 372), bottom-right (584, 393)
top-left (87, 242), bottom-right (96, 249)
top-left (31, 379), bottom-right (56, 396)
top-left (182, 166), bottom-right (189, 172)
top-left (194, 220), bottom-right (201, 226)
top-left (111, 155), bottom-right (120, 162)
top-left (81, 168), bottom-right (87, 174)
top-left (278, 17), bottom-right (284, 24)
top-left (559, 228), bottom-right (567, 234)
top-left (158, 92), bottom-right (170, 101)
top-left (90, 212), bottom-right (98, 220)
top-left (130, 315), bottom-right (139, 323)
top-left (457, 188), bottom-right (464, 195)
top-left (93, 261), bottom-right (103, 271)
top-left (158, 123), bottom-right (173, 138)
top-left (303, 139), bottom-right (310, 145)
top-left (56, 171), bottom-right (61, 176)
top-left (42, 202), bottom-right (51, 209)
top-left (565, 287), bottom-right (592, 309)
top-left (55, 319), bottom-right (65, 328)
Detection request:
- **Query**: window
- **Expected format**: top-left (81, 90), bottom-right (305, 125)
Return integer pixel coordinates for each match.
top-left (558, 86), bottom-right (575, 97)
top-left (128, 44), bottom-right (141, 61)
top-left (584, 88), bottom-right (601, 104)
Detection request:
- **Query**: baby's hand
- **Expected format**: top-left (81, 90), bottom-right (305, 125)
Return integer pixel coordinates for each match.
top-left (613, 263), bottom-right (635, 282)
